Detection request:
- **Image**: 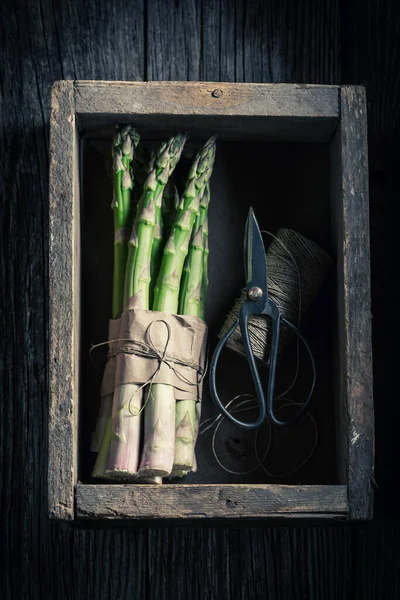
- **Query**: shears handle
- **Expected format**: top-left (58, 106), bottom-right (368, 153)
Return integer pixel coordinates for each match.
top-left (209, 298), bottom-right (281, 430)
top-left (209, 316), bottom-right (266, 430)
top-left (256, 299), bottom-right (282, 426)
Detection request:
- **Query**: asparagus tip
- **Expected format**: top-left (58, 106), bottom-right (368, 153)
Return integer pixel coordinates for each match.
top-left (122, 168), bottom-right (133, 190)
top-left (113, 149), bottom-right (124, 174)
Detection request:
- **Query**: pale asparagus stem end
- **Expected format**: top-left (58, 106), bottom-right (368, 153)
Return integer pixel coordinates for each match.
top-left (92, 417), bottom-right (114, 479)
top-left (90, 393), bottom-right (113, 452)
top-left (174, 405), bottom-right (196, 470)
top-left (138, 385), bottom-right (176, 477)
top-left (170, 469), bottom-right (191, 479)
top-left (106, 383), bottom-right (143, 478)
top-left (135, 475), bottom-right (163, 484)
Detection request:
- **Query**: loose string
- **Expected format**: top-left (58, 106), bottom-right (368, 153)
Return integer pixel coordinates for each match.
top-left (200, 395), bottom-right (271, 476)
top-left (254, 401), bottom-right (318, 478)
top-left (199, 395), bottom-right (318, 477)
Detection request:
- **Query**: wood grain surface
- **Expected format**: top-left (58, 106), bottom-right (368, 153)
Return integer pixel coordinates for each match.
top-left (76, 484), bottom-right (348, 520)
top-left (48, 81), bottom-right (78, 521)
top-left (337, 87), bottom-right (374, 519)
top-left (75, 81), bottom-right (339, 141)
top-left (1, 0), bottom-right (399, 598)
top-left (330, 87), bottom-right (374, 519)
top-left (75, 80), bottom-right (339, 117)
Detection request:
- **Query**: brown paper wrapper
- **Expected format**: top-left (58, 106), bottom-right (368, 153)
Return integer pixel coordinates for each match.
top-left (104, 309), bottom-right (207, 402)
top-left (100, 318), bottom-right (122, 397)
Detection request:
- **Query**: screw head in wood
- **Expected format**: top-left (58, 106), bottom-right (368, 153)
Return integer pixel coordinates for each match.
top-left (212, 89), bottom-right (223, 98)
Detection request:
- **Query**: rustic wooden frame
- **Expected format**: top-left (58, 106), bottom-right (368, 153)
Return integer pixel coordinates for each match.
top-left (48, 81), bottom-right (373, 522)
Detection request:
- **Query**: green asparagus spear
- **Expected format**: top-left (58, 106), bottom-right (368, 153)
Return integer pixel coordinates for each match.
top-left (174, 219), bottom-right (205, 471)
top-left (111, 126), bottom-right (140, 319)
top-left (131, 145), bottom-right (154, 202)
top-left (92, 125), bottom-right (139, 467)
top-left (173, 184), bottom-right (211, 473)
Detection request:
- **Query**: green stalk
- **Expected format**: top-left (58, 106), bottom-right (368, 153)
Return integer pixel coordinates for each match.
top-left (179, 183), bottom-right (210, 314)
top-left (132, 145), bottom-right (154, 202)
top-left (91, 126), bottom-right (139, 458)
top-left (192, 214), bottom-right (209, 472)
top-left (172, 197), bottom-right (209, 477)
top-left (173, 206), bottom-right (208, 473)
top-left (149, 179), bottom-right (178, 305)
top-left (161, 178), bottom-right (178, 238)
top-left (106, 134), bottom-right (187, 479)
top-left (200, 185), bottom-right (210, 320)
top-left (120, 126), bottom-right (139, 225)
top-left (180, 218), bottom-right (204, 316)
top-left (111, 149), bottom-right (127, 319)
top-left (138, 138), bottom-right (216, 478)
top-left (149, 202), bottom-right (164, 308)
top-left (122, 146), bottom-right (155, 309)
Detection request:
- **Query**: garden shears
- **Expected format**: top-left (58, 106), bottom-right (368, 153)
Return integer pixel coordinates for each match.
top-left (209, 207), bottom-right (316, 430)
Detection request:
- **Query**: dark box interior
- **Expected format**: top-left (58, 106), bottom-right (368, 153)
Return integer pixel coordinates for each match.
top-left (79, 132), bottom-right (337, 486)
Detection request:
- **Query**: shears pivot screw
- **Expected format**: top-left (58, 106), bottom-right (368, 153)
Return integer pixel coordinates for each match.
top-left (248, 286), bottom-right (263, 301)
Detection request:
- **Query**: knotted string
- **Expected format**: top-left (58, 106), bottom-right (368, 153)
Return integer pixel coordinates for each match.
top-left (89, 319), bottom-right (207, 416)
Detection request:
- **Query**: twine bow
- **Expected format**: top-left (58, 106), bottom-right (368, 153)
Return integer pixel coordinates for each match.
top-left (90, 319), bottom-right (207, 416)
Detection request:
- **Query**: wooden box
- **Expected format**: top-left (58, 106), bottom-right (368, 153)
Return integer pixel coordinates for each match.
top-left (49, 81), bottom-right (374, 522)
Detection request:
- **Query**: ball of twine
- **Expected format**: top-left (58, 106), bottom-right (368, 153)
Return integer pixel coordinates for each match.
top-left (218, 229), bottom-right (333, 365)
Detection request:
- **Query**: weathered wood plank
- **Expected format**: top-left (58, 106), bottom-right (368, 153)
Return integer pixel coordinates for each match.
top-left (75, 81), bottom-right (339, 141)
top-left (330, 104), bottom-right (348, 488)
top-left (48, 80), bottom-right (78, 520)
top-left (331, 86), bottom-right (374, 519)
top-left (75, 80), bottom-right (339, 118)
top-left (76, 484), bottom-right (349, 520)
top-left (341, 86), bottom-right (374, 519)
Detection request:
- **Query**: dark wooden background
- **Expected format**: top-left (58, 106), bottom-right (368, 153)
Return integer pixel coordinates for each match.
top-left (1, 0), bottom-right (399, 597)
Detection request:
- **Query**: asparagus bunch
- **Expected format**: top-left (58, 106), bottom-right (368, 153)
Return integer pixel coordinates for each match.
top-left (138, 137), bottom-right (216, 478)
top-left (92, 131), bottom-right (216, 482)
top-left (105, 134), bottom-right (187, 479)
top-left (91, 125), bottom-right (139, 456)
